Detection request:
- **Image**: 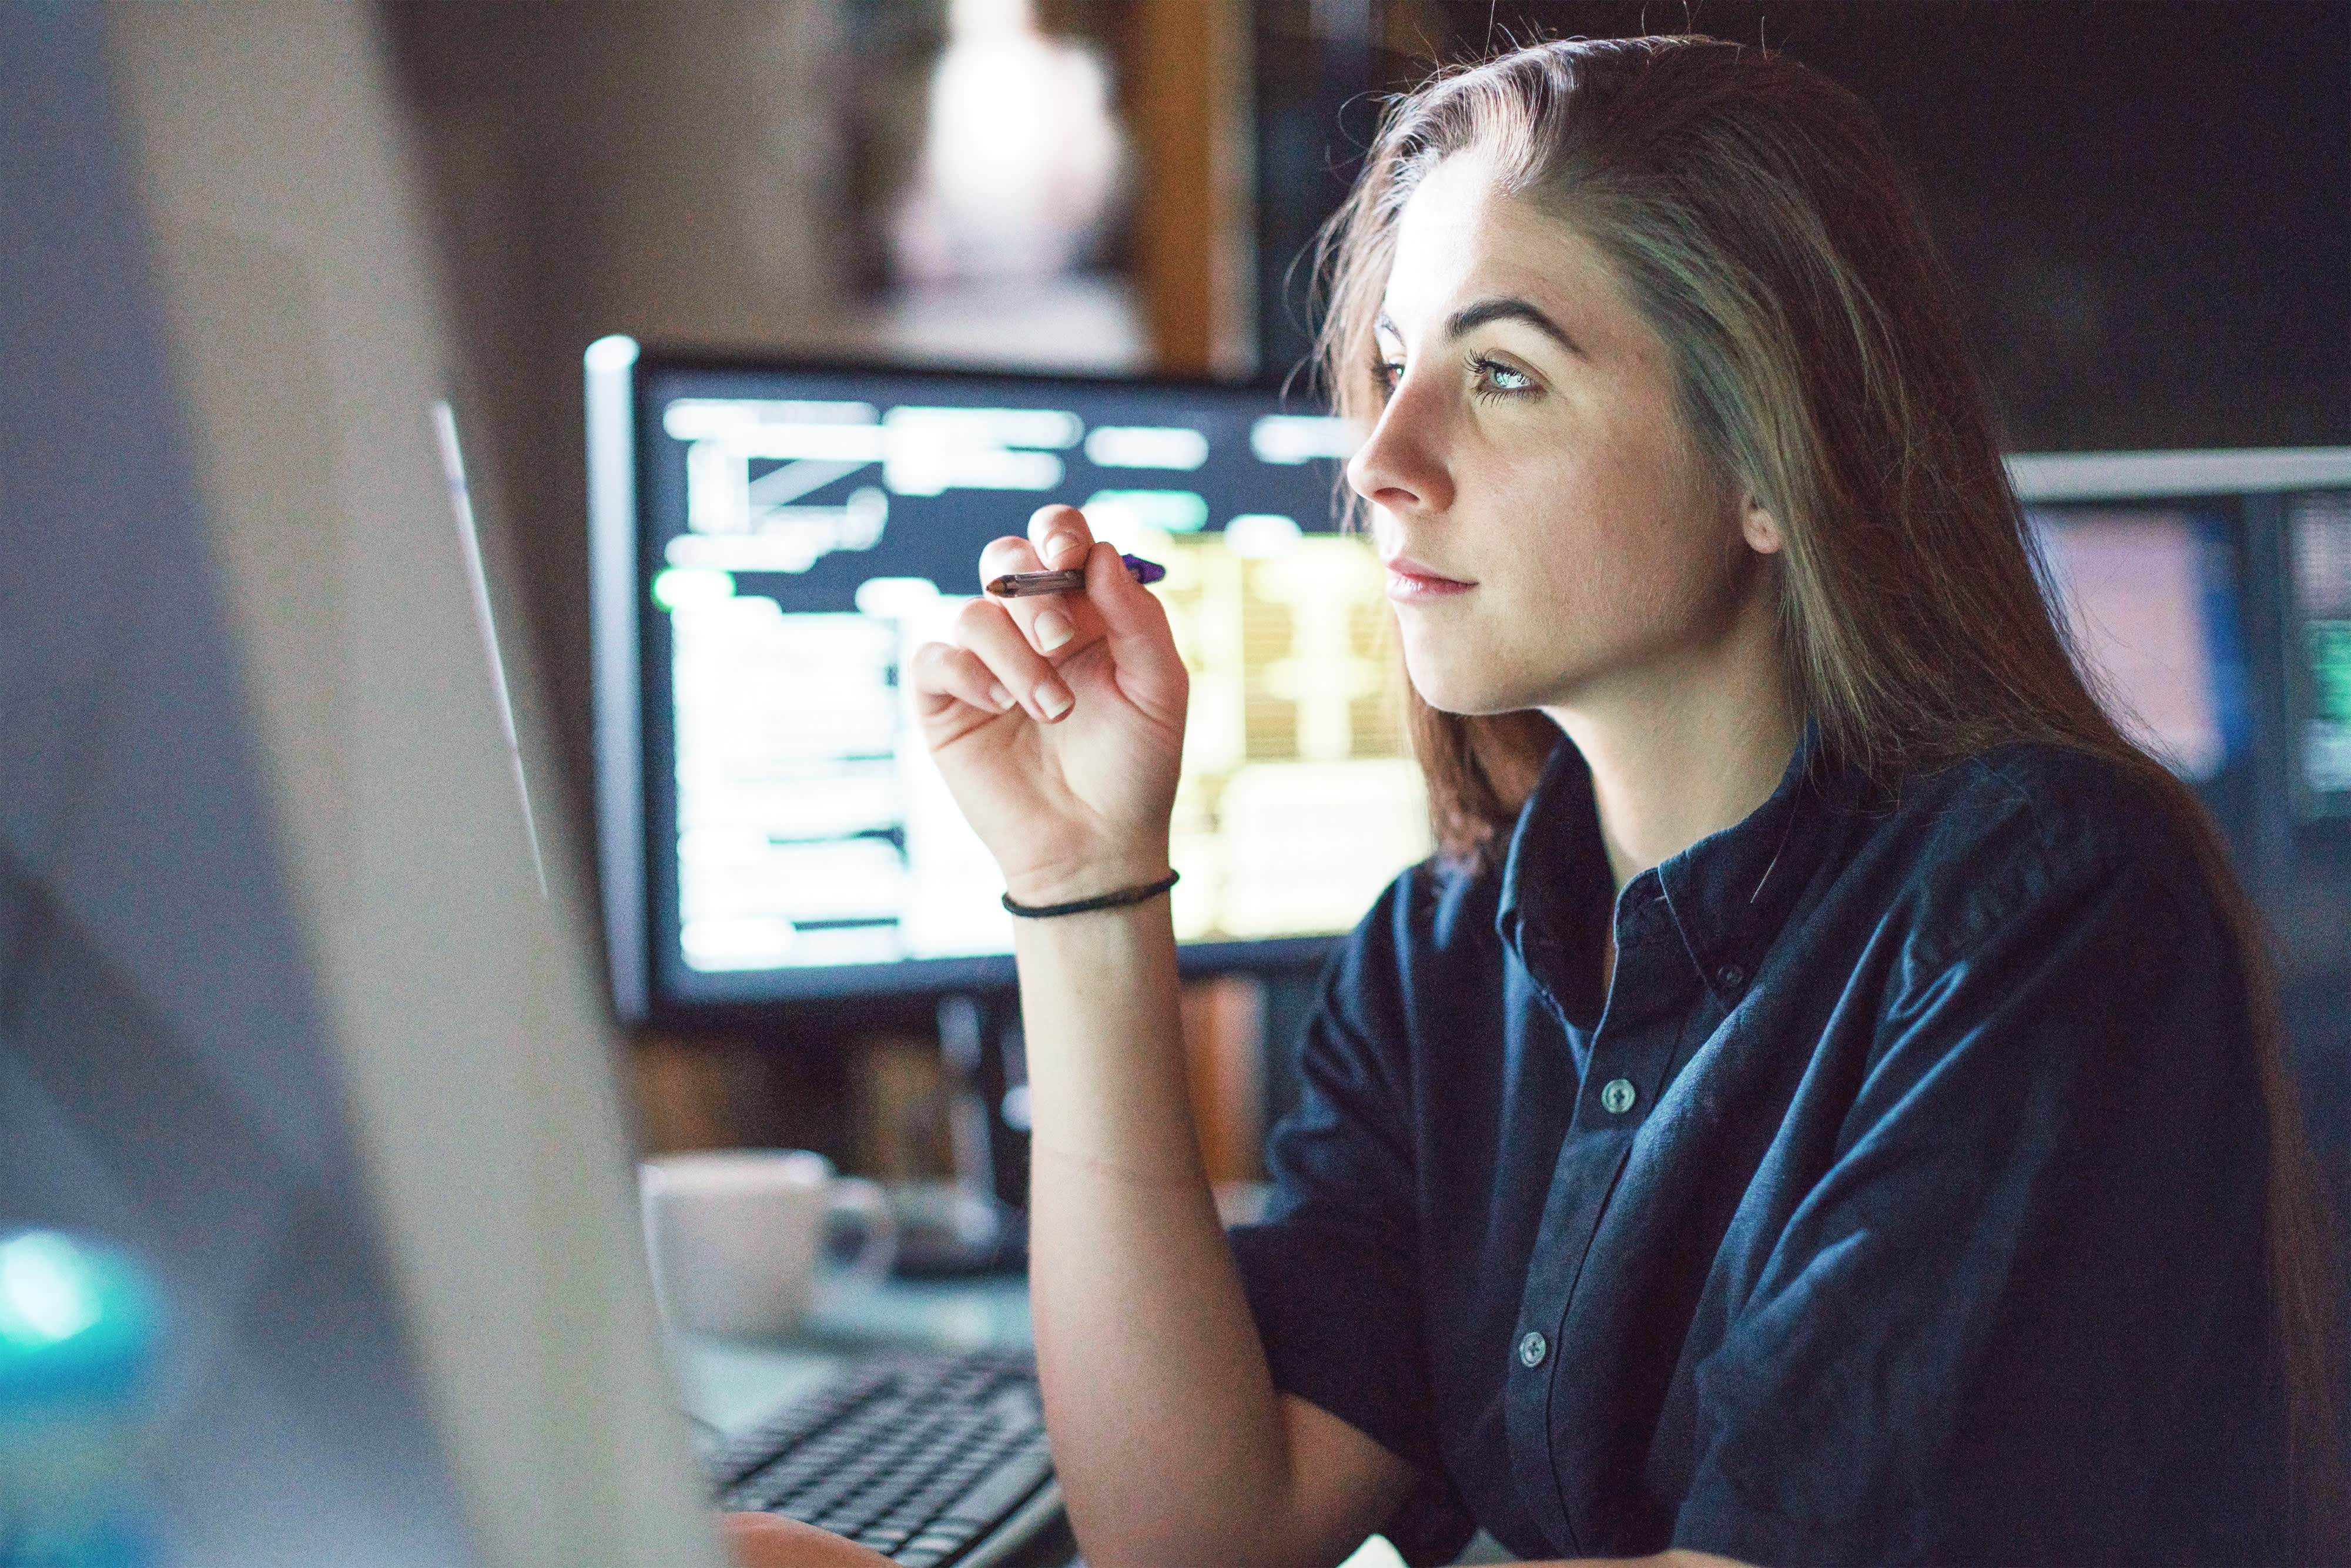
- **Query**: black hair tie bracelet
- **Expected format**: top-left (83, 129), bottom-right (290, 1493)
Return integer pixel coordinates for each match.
top-left (1002, 870), bottom-right (1179, 919)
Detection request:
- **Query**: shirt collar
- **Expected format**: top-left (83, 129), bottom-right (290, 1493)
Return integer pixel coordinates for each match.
top-left (1494, 736), bottom-right (1612, 1023)
top-left (1651, 720), bottom-right (1857, 1002)
top-left (1494, 719), bottom-right (1859, 1011)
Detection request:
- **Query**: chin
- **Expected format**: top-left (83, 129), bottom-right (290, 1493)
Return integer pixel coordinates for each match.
top-left (1400, 646), bottom-right (1552, 719)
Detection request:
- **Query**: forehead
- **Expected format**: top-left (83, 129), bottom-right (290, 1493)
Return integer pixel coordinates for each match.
top-left (1381, 153), bottom-right (1632, 337)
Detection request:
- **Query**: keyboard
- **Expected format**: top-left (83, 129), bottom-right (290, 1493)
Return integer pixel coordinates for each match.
top-left (701, 1349), bottom-right (1059, 1567)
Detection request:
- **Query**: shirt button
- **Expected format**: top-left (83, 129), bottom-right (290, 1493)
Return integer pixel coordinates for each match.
top-left (1600, 1077), bottom-right (1637, 1114)
top-left (1716, 963), bottom-right (1746, 990)
top-left (1517, 1330), bottom-right (1548, 1368)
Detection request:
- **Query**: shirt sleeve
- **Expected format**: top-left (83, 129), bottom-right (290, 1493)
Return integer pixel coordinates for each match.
top-left (1224, 869), bottom-right (1479, 1566)
top-left (1670, 842), bottom-right (2283, 1567)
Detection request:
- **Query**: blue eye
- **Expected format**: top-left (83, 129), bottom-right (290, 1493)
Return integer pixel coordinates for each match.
top-left (1472, 356), bottom-right (1536, 396)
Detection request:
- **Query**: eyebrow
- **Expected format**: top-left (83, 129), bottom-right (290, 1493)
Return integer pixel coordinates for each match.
top-left (1377, 298), bottom-right (1582, 356)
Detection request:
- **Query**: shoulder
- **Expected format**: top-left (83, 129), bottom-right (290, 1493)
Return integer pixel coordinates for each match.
top-left (1310, 853), bottom-right (1506, 1048)
top-left (1857, 742), bottom-right (2223, 973)
top-left (1891, 740), bottom-right (2183, 860)
top-left (1348, 852), bottom-right (1503, 967)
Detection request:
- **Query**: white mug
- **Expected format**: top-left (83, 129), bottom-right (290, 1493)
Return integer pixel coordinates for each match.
top-left (639, 1150), bottom-right (896, 1338)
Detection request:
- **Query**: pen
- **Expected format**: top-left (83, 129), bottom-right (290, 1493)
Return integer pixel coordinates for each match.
top-left (986, 552), bottom-right (1166, 598)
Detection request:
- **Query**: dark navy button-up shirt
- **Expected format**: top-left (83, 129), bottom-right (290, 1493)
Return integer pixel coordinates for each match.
top-left (1228, 733), bottom-right (2287, 1566)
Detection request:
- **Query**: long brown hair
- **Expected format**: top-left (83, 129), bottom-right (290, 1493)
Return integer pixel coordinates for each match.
top-left (1316, 35), bottom-right (2343, 1547)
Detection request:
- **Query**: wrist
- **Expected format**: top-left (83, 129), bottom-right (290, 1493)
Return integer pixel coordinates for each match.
top-left (1002, 850), bottom-right (1173, 910)
top-left (1003, 869), bottom-right (1177, 920)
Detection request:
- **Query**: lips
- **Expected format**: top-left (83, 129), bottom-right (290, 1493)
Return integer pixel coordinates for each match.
top-left (1384, 552), bottom-right (1475, 601)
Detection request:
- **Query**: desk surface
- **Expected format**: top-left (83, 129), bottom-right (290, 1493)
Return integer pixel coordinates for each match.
top-left (670, 1272), bottom-right (1034, 1434)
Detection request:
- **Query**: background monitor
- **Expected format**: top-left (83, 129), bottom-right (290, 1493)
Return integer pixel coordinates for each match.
top-left (2027, 507), bottom-right (2253, 787)
top-left (590, 347), bottom-right (1423, 1020)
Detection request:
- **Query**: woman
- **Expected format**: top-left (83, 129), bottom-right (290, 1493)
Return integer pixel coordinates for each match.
top-left (732, 35), bottom-right (2340, 1568)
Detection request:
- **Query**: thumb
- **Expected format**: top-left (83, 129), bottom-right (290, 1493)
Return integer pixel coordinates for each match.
top-left (1083, 541), bottom-right (1186, 703)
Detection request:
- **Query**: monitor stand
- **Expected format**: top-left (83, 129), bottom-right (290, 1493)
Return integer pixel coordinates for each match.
top-left (888, 995), bottom-right (1027, 1276)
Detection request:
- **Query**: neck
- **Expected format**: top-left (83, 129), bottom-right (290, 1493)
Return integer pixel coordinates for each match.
top-left (1541, 597), bottom-right (1799, 892)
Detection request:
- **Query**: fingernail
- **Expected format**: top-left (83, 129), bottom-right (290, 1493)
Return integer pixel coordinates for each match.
top-left (988, 682), bottom-right (1015, 711)
top-left (1046, 532), bottom-right (1083, 566)
top-left (1034, 609), bottom-right (1073, 651)
top-left (1034, 678), bottom-right (1073, 719)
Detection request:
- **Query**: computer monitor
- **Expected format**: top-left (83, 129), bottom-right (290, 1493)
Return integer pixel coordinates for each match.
top-left (2009, 449), bottom-right (2351, 849)
top-left (589, 346), bottom-right (1425, 1021)
top-left (2025, 505), bottom-right (2253, 786)
top-left (16, 6), bottom-right (724, 1564)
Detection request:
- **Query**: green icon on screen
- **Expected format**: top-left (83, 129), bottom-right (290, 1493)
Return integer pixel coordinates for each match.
top-left (2309, 621), bottom-right (2351, 723)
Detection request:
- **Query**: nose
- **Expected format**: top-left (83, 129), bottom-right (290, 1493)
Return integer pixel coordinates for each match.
top-left (1345, 374), bottom-right (1455, 516)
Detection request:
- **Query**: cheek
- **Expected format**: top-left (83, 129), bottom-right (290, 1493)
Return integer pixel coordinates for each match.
top-left (1509, 447), bottom-right (1736, 633)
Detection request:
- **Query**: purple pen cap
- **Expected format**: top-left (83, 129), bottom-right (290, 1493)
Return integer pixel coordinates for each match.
top-left (1121, 552), bottom-right (1166, 585)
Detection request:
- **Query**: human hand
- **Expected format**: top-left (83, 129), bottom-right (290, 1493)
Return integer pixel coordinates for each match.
top-left (718, 1512), bottom-right (897, 1568)
top-left (906, 504), bottom-right (1188, 906)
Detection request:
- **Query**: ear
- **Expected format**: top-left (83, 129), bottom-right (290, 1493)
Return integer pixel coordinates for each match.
top-left (1740, 494), bottom-right (1784, 555)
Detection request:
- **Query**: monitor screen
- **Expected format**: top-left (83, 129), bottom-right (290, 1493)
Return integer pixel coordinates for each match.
top-left (2027, 507), bottom-right (2252, 785)
top-left (590, 345), bottom-right (1429, 1015)
top-left (2288, 491), bottom-right (2351, 821)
